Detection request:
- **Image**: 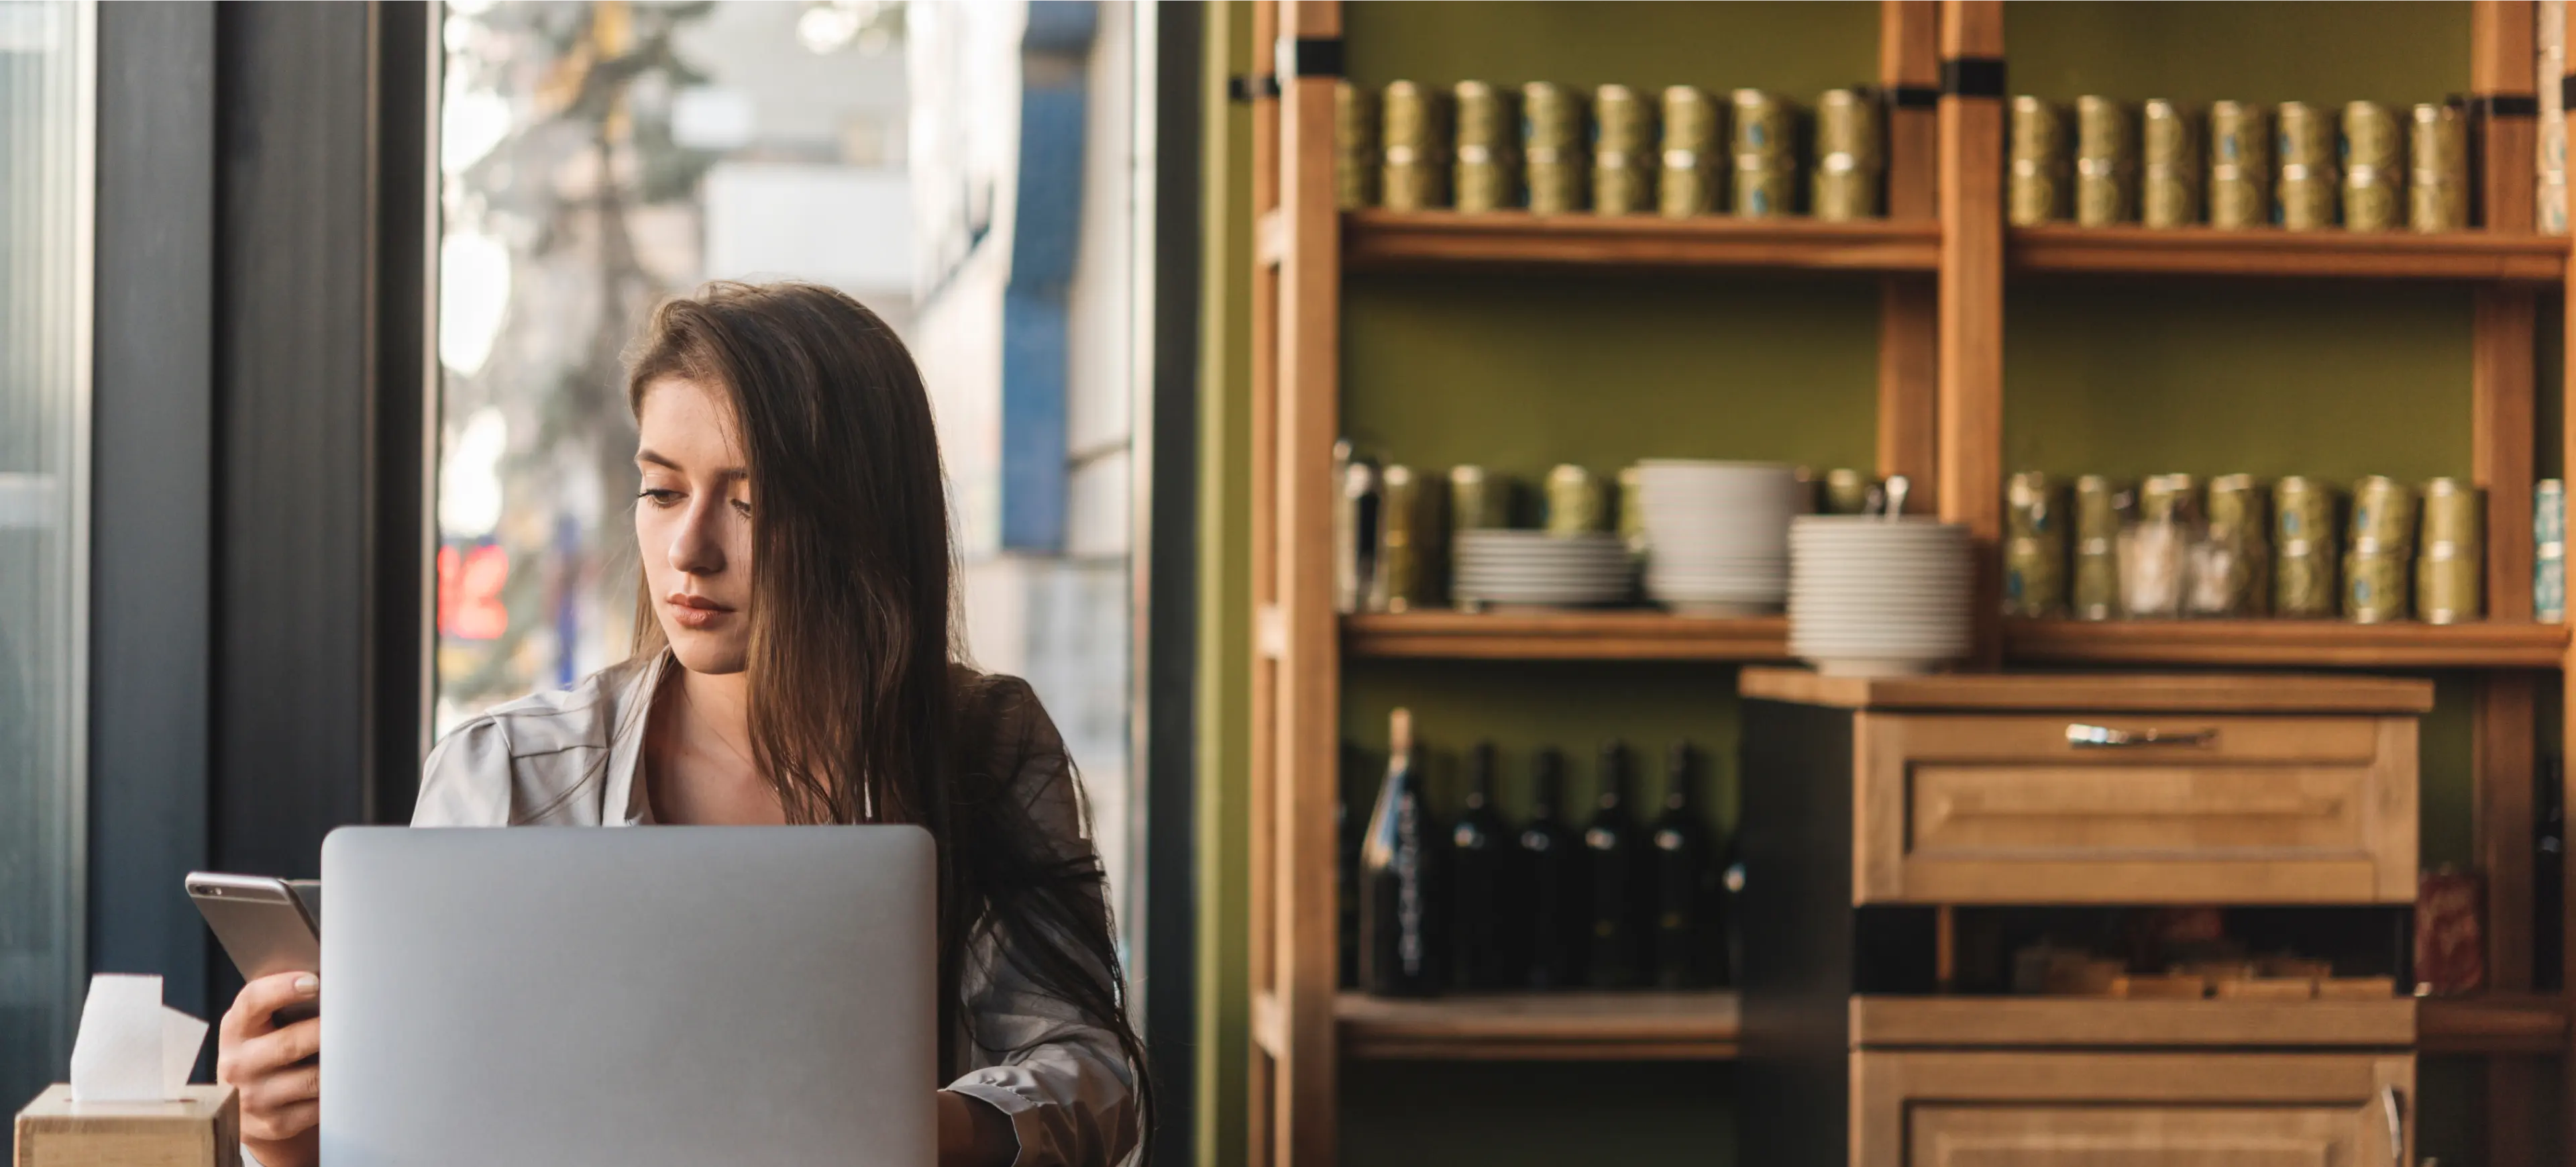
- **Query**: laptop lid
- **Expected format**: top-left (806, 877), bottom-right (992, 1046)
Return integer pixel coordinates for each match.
top-left (321, 825), bottom-right (934, 1167)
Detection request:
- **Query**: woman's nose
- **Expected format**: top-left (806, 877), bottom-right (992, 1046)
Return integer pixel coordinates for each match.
top-left (668, 499), bottom-right (728, 575)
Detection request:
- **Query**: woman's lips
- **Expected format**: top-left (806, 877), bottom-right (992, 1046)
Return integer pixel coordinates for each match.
top-left (665, 593), bottom-right (736, 631)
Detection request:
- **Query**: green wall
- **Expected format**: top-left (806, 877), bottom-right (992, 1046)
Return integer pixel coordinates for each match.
top-left (1197, 3), bottom-right (2547, 1166)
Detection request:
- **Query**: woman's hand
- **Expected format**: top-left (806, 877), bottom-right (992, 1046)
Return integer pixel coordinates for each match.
top-left (937, 1090), bottom-right (1017, 1167)
top-left (216, 971), bottom-right (322, 1167)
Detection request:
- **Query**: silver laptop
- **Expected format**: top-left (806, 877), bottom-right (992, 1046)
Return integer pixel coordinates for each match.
top-left (320, 826), bottom-right (934, 1166)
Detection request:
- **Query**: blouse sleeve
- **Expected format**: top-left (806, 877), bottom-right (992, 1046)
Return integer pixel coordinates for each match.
top-left (409, 716), bottom-right (516, 827)
top-left (938, 682), bottom-right (1140, 1167)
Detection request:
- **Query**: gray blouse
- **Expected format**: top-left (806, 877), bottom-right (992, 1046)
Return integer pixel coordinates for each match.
top-left (410, 652), bottom-right (1138, 1167)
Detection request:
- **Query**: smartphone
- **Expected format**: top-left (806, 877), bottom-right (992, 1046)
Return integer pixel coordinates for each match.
top-left (188, 872), bottom-right (321, 1026)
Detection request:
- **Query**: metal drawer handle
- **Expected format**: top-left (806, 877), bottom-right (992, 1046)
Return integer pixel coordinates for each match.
top-left (2381, 1085), bottom-right (2404, 1167)
top-left (2065, 723), bottom-right (2218, 748)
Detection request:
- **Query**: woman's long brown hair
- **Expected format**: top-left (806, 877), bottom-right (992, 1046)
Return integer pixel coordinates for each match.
top-left (623, 281), bottom-right (1150, 1157)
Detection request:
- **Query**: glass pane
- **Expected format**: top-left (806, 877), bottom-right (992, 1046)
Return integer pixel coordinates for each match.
top-left (433, 1), bottom-right (917, 731)
top-left (0, 0), bottom-right (93, 1108)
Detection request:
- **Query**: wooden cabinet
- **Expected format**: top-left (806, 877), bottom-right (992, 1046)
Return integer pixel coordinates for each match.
top-left (1737, 669), bottom-right (2432, 1167)
top-left (1864, 1051), bottom-right (2412, 1167)
top-left (1858, 712), bottom-right (2418, 905)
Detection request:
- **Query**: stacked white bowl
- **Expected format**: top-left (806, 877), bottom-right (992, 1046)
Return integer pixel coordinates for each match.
top-left (1635, 460), bottom-right (1806, 616)
top-left (1453, 530), bottom-right (1633, 608)
top-left (1788, 517), bottom-right (1972, 676)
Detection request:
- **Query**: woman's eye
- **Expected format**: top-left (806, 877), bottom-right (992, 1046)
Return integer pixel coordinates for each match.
top-left (638, 488), bottom-right (683, 507)
top-left (731, 499), bottom-right (753, 518)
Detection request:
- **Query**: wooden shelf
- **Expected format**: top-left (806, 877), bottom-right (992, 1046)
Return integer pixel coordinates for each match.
top-left (2003, 617), bottom-right (2570, 669)
top-left (2416, 994), bottom-right (2571, 1055)
top-left (1343, 209), bottom-right (1941, 274)
top-left (1342, 610), bottom-right (1790, 662)
top-left (2010, 223), bottom-right (2570, 282)
top-left (1852, 995), bottom-right (2416, 1049)
top-left (1336, 991), bottom-right (1740, 1061)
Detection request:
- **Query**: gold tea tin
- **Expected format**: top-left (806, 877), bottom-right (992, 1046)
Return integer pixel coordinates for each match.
top-left (2076, 95), bottom-right (2137, 226)
top-left (1382, 81), bottom-right (1452, 211)
top-left (1379, 464), bottom-right (1443, 613)
top-left (2349, 474), bottom-right (2418, 553)
top-left (2139, 472), bottom-right (2198, 523)
top-left (2204, 473), bottom-right (2271, 616)
top-left (1593, 84), bottom-right (1656, 216)
top-left (2009, 96), bottom-right (2070, 225)
top-left (1453, 81), bottom-right (1519, 213)
top-left (1523, 82), bottom-right (1587, 215)
top-left (2341, 100), bottom-right (2403, 232)
top-left (2276, 101), bottom-right (2337, 230)
top-left (1336, 81), bottom-right (1379, 210)
top-left (1616, 465), bottom-right (1647, 555)
top-left (1823, 468), bottom-right (1872, 515)
top-left (2006, 470), bottom-right (2059, 538)
top-left (2272, 475), bottom-right (2339, 617)
top-left (2073, 474), bottom-right (2125, 620)
top-left (1813, 88), bottom-right (1881, 221)
top-left (2276, 550), bottom-right (2339, 617)
top-left (2343, 548), bottom-right (2409, 623)
top-left (2417, 550), bottom-right (2481, 623)
top-left (1545, 464), bottom-right (1605, 534)
top-left (1731, 89), bottom-right (1797, 218)
top-left (2004, 472), bottom-right (2065, 617)
top-left (2409, 103), bottom-right (2467, 232)
top-left (2208, 100), bottom-right (2273, 229)
top-left (1448, 464), bottom-right (1506, 534)
top-left (1658, 85), bottom-right (1720, 218)
top-left (2142, 99), bottom-right (2201, 227)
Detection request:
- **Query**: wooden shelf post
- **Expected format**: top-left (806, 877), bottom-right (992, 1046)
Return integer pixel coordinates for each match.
top-left (1263, 3), bottom-right (1344, 1166)
top-left (1936, 0), bottom-right (2005, 665)
top-left (1878, 0), bottom-right (1941, 509)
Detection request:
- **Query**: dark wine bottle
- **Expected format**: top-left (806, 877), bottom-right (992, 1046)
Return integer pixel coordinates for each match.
top-left (1583, 739), bottom-right (1650, 988)
top-left (1717, 829), bottom-right (1746, 989)
top-left (1448, 742), bottom-right (1513, 990)
top-left (1518, 747), bottom-right (1585, 990)
top-left (1360, 708), bottom-right (1443, 996)
top-left (1650, 742), bottom-right (1720, 989)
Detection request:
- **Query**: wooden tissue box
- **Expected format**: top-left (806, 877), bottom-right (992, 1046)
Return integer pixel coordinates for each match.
top-left (13, 1084), bottom-right (238, 1167)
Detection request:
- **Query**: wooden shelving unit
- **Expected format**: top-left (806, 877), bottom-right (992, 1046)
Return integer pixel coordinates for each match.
top-left (1342, 610), bottom-right (1790, 662)
top-left (2003, 617), bottom-right (2572, 669)
top-left (1243, 2), bottom-right (2576, 1164)
top-left (1334, 991), bottom-right (1741, 1061)
top-left (1340, 209), bottom-right (1942, 274)
top-left (2420, 994), bottom-right (2573, 1055)
top-left (2010, 222), bottom-right (2572, 282)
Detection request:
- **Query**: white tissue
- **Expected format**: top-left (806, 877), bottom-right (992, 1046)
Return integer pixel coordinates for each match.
top-left (68, 974), bottom-right (209, 1102)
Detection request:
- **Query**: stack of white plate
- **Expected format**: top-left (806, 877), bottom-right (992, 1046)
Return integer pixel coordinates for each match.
top-left (1635, 460), bottom-right (1806, 616)
top-left (1788, 517), bottom-right (1972, 676)
top-left (1453, 530), bottom-right (1633, 608)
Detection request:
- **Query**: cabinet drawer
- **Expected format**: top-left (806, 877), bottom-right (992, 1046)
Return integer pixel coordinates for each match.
top-left (1854, 713), bottom-right (2416, 905)
top-left (1859, 1050), bottom-right (2412, 1167)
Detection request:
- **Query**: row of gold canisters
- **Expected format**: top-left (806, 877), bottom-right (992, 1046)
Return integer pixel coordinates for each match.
top-left (2003, 471), bottom-right (2484, 624)
top-left (2009, 96), bottom-right (2469, 232)
top-left (1331, 448), bottom-right (1890, 615)
top-left (1336, 81), bottom-right (1886, 221)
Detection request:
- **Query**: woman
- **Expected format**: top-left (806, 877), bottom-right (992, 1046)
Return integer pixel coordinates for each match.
top-left (214, 282), bottom-right (1148, 1167)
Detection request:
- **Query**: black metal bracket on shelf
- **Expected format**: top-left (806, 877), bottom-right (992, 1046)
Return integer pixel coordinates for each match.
top-left (1274, 35), bottom-right (1344, 81)
top-left (1888, 84), bottom-right (1941, 111)
top-left (1939, 56), bottom-right (2005, 100)
top-left (1228, 73), bottom-right (1281, 103)
top-left (2470, 93), bottom-right (2542, 119)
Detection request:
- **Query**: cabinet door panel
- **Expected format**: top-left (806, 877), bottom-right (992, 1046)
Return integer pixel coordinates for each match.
top-left (1911, 1105), bottom-right (2371, 1167)
top-left (1855, 713), bottom-right (2416, 903)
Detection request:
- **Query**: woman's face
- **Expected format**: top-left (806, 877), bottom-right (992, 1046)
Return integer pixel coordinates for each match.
top-left (635, 376), bottom-right (755, 674)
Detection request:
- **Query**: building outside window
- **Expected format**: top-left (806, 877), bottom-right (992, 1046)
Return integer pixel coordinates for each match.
top-left (0, 0), bottom-right (94, 1110)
